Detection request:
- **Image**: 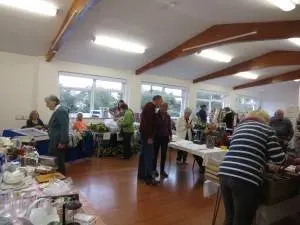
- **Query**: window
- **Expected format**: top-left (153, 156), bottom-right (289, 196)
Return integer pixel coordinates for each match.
top-left (141, 83), bottom-right (186, 118)
top-left (196, 90), bottom-right (224, 113)
top-left (236, 95), bottom-right (260, 113)
top-left (59, 72), bottom-right (125, 118)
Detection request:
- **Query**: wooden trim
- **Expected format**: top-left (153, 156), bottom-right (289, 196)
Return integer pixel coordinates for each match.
top-left (233, 69), bottom-right (300, 90)
top-left (136, 20), bottom-right (300, 75)
top-left (193, 51), bottom-right (300, 83)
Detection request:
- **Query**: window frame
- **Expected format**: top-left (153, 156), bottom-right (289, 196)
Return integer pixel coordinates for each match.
top-left (59, 71), bottom-right (126, 118)
top-left (141, 82), bottom-right (188, 118)
top-left (236, 95), bottom-right (260, 113)
top-left (196, 90), bottom-right (225, 112)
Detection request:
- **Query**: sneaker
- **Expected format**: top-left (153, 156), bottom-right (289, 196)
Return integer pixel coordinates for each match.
top-left (160, 171), bottom-right (169, 178)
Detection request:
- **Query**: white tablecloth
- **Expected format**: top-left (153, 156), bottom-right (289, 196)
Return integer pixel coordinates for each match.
top-left (169, 139), bottom-right (227, 166)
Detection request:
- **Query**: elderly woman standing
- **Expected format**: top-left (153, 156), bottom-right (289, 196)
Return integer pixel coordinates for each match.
top-left (176, 107), bottom-right (194, 164)
top-left (218, 110), bottom-right (287, 225)
top-left (45, 95), bottom-right (69, 175)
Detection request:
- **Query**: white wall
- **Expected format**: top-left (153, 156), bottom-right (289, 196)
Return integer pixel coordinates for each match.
top-left (0, 51), bottom-right (284, 129)
top-left (261, 82), bottom-right (299, 116)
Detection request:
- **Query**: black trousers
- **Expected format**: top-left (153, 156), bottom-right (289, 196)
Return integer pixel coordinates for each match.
top-left (123, 132), bottom-right (133, 159)
top-left (137, 136), bottom-right (154, 181)
top-left (193, 155), bottom-right (204, 167)
top-left (153, 136), bottom-right (169, 172)
top-left (220, 176), bottom-right (262, 225)
top-left (50, 148), bottom-right (66, 175)
top-left (176, 150), bottom-right (188, 162)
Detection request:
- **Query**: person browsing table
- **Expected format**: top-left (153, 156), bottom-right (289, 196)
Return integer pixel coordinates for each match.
top-left (45, 95), bottom-right (69, 175)
top-left (153, 103), bottom-right (172, 178)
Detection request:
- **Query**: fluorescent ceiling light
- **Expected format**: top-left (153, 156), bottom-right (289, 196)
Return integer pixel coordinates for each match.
top-left (294, 79), bottom-right (300, 82)
top-left (93, 35), bottom-right (146, 54)
top-left (288, 38), bottom-right (300, 46)
top-left (268, 0), bottom-right (296, 11)
top-left (0, 0), bottom-right (57, 16)
top-left (235, 72), bottom-right (258, 80)
top-left (195, 49), bottom-right (232, 63)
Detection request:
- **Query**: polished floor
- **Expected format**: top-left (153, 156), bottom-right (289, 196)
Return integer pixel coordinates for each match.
top-left (67, 153), bottom-right (298, 225)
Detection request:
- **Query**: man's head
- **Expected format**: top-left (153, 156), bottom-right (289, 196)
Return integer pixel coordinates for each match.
top-left (160, 103), bottom-right (168, 113)
top-left (119, 103), bottom-right (128, 113)
top-left (275, 109), bottom-right (284, 120)
top-left (200, 105), bottom-right (207, 111)
top-left (45, 95), bottom-right (60, 111)
top-left (224, 107), bottom-right (231, 112)
top-left (152, 95), bottom-right (163, 107)
top-left (118, 100), bottom-right (125, 108)
top-left (184, 107), bottom-right (192, 119)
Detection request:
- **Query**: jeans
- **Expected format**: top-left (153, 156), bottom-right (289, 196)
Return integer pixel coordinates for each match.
top-left (123, 132), bottom-right (133, 159)
top-left (153, 136), bottom-right (169, 172)
top-left (220, 176), bottom-right (262, 225)
top-left (138, 136), bottom-right (154, 181)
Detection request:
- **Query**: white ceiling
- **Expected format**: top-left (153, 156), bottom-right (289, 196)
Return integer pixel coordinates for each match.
top-left (0, 0), bottom-right (300, 88)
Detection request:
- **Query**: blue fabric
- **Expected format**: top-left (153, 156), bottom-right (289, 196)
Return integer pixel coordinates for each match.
top-left (138, 137), bottom-right (154, 181)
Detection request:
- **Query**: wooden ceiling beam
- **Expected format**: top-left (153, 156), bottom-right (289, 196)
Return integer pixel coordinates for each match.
top-left (233, 69), bottom-right (300, 90)
top-left (45, 0), bottom-right (101, 62)
top-left (135, 20), bottom-right (300, 75)
top-left (193, 51), bottom-right (300, 83)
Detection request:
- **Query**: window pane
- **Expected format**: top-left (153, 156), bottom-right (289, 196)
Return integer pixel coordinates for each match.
top-left (212, 94), bottom-right (222, 100)
top-left (197, 91), bottom-right (211, 99)
top-left (96, 80), bottom-right (122, 91)
top-left (164, 96), bottom-right (182, 118)
top-left (152, 86), bottom-right (163, 92)
top-left (59, 76), bottom-right (93, 88)
top-left (142, 84), bottom-right (151, 92)
top-left (60, 88), bottom-right (91, 113)
top-left (165, 88), bottom-right (182, 97)
top-left (211, 101), bottom-right (223, 110)
top-left (94, 90), bottom-right (122, 109)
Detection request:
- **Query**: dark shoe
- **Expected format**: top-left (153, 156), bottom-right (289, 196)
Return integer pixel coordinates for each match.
top-left (160, 171), bottom-right (168, 178)
top-left (145, 179), bottom-right (160, 186)
top-left (153, 171), bottom-right (159, 178)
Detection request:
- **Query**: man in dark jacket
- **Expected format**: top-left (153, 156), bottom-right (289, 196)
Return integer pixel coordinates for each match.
top-left (197, 105), bottom-right (207, 123)
top-left (138, 95), bottom-right (163, 185)
top-left (223, 107), bottom-right (235, 129)
top-left (45, 95), bottom-right (69, 175)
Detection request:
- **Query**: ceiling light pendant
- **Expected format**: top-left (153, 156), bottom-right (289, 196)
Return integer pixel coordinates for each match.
top-left (195, 49), bottom-right (232, 63)
top-left (288, 38), bottom-right (300, 46)
top-left (93, 35), bottom-right (146, 54)
top-left (235, 72), bottom-right (258, 80)
top-left (0, 0), bottom-right (58, 16)
top-left (269, 0), bottom-right (296, 11)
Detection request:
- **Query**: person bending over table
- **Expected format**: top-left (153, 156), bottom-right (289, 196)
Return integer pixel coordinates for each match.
top-left (72, 113), bottom-right (87, 133)
top-left (118, 104), bottom-right (135, 159)
top-left (26, 110), bottom-right (45, 130)
top-left (45, 95), bottom-right (69, 175)
top-left (218, 110), bottom-right (290, 225)
top-left (153, 103), bottom-right (172, 178)
top-left (176, 107), bottom-right (194, 164)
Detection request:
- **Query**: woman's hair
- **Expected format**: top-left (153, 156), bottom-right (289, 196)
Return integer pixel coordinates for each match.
top-left (246, 110), bottom-right (270, 124)
top-left (45, 95), bottom-right (60, 105)
top-left (29, 110), bottom-right (39, 120)
top-left (77, 113), bottom-right (83, 120)
top-left (120, 103), bottom-right (128, 110)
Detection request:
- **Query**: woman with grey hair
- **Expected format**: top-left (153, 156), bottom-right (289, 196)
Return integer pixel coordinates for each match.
top-left (176, 107), bottom-right (194, 164)
top-left (45, 95), bottom-right (69, 175)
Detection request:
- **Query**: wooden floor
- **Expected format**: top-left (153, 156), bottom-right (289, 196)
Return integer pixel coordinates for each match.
top-left (67, 153), bottom-right (298, 225)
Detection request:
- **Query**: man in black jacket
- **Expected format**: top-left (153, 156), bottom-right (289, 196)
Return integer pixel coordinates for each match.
top-left (197, 105), bottom-right (207, 123)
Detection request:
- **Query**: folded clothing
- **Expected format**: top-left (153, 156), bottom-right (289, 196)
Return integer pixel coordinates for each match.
top-left (74, 213), bottom-right (97, 225)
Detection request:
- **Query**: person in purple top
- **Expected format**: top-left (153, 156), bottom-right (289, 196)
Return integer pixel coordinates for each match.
top-left (153, 103), bottom-right (172, 178)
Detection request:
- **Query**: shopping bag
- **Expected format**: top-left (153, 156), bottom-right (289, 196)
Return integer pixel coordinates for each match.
top-left (203, 180), bottom-right (219, 198)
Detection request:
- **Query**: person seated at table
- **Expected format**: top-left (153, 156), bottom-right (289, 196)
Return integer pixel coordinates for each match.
top-left (176, 107), bottom-right (194, 164)
top-left (118, 103), bottom-right (134, 159)
top-left (218, 110), bottom-right (289, 225)
top-left (25, 110), bottom-right (45, 130)
top-left (72, 113), bottom-right (87, 132)
top-left (153, 103), bottom-right (172, 178)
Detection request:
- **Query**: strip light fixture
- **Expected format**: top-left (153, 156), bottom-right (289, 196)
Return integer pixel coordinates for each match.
top-left (93, 35), bottom-right (146, 54)
top-left (235, 72), bottom-right (258, 80)
top-left (268, 0), bottom-right (296, 11)
top-left (0, 0), bottom-right (58, 16)
top-left (288, 38), bottom-right (300, 46)
top-left (195, 49), bottom-right (233, 63)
